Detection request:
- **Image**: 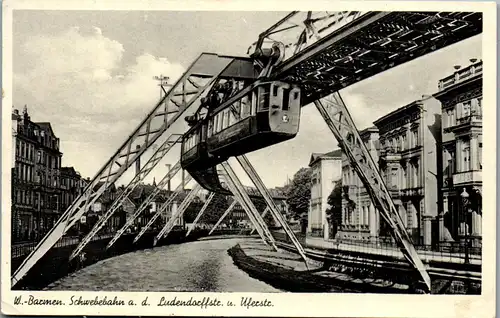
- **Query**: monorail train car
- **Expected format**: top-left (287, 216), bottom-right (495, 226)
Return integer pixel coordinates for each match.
top-left (180, 80), bottom-right (301, 193)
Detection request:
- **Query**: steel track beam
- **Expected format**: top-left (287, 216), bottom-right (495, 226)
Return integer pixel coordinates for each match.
top-left (236, 155), bottom-right (309, 265)
top-left (68, 134), bottom-right (182, 261)
top-left (220, 162), bottom-right (278, 251)
top-left (11, 53), bottom-right (236, 287)
top-left (111, 171), bottom-right (193, 248)
top-left (314, 92), bottom-right (431, 292)
top-left (209, 200), bottom-right (237, 236)
top-left (186, 192), bottom-right (215, 237)
top-left (154, 184), bottom-right (202, 246)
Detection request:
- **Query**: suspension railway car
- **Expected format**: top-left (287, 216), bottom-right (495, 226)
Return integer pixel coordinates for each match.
top-left (180, 80), bottom-right (301, 193)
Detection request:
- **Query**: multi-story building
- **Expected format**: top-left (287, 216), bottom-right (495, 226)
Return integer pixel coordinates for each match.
top-left (60, 167), bottom-right (85, 212)
top-left (373, 96), bottom-right (442, 246)
top-left (228, 202), bottom-right (250, 227)
top-left (338, 127), bottom-right (381, 242)
top-left (307, 149), bottom-right (342, 240)
top-left (12, 106), bottom-right (64, 242)
top-left (433, 59), bottom-right (482, 247)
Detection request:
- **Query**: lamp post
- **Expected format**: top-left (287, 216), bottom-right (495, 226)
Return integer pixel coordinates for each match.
top-left (460, 188), bottom-right (470, 264)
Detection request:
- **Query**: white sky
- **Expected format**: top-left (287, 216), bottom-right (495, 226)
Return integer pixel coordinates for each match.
top-left (12, 10), bottom-right (482, 189)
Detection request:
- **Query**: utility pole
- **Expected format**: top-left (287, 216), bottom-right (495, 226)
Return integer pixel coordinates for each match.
top-left (153, 74), bottom-right (170, 123)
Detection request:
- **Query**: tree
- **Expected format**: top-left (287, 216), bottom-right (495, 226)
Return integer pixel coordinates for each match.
top-left (326, 180), bottom-right (348, 237)
top-left (183, 197), bottom-right (205, 223)
top-left (286, 167), bottom-right (312, 220)
top-left (201, 193), bottom-right (229, 224)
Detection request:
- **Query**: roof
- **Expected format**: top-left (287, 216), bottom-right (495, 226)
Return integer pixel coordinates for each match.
top-left (35, 122), bottom-right (57, 138)
top-left (60, 166), bottom-right (80, 177)
top-left (373, 100), bottom-right (423, 127)
top-left (308, 149), bottom-right (342, 167)
top-left (129, 183), bottom-right (172, 205)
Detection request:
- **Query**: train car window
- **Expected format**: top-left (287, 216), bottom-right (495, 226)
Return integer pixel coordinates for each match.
top-left (217, 112), bottom-right (223, 132)
top-left (241, 95), bottom-right (251, 119)
top-left (223, 110), bottom-right (229, 129)
top-left (213, 114), bottom-right (218, 134)
top-left (208, 118), bottom-right (213, 137)
top-left (229, 104), bottom-right (239, 125)
top-left (258, 85), bottom-right (270, 111)
top-left (251, 91), bottom-right (257, 115)
top-left (272, 84), bottom-right (279, 97)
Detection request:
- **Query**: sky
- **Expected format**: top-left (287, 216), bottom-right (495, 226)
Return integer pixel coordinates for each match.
top-left (12, 10), bottom-right (482, 189)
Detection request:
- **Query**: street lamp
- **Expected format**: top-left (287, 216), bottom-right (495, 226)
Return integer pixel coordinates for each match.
top-left (460, 187), bottom-right (470, 264)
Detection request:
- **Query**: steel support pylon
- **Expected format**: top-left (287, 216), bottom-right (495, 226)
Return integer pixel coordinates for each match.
top-left (250, 207), bottom-right (270, 235)
top-left (111, 171), bottom-right (193, 248)
top-left (103, 161), bottom-right (183, 249)
top-left (314, 92), bottom-right (431, 291)
top-left (236, 155), bottom-right (309, 265)
top-left (154, 184), bottom-right (202, 246)
top-left (69, 135), bottom-right (182, 261)
top-left (11, 53), bottom-right (237, 287)
top-left (220, 176), bottom-right (271, 247)
top-left (186, 192), bottom-right (215, 237)
top-left (209, 200), bottom-right (237, 235)
top-left (220, 162), bottom-right (278, 251)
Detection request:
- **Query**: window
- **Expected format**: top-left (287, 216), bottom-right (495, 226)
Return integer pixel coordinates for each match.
top-left (216, 113), bottom-right (221, 132)
top-left (462, 101), bottom-right (471, 118)
top-left (241, 95), bottom-right (251, 119)
top-left (208, 118), bottom-right (214, 137)
top-left (412, 130), bottom-right (418, 147)
top-left (479, 142), bottom-right (483, 169)
top-left (391, 168), bottom-right (398, 188)
top-left (461, 139), bottom-right (471, 172)
top-left (413, 161), bottom-right (419, 188)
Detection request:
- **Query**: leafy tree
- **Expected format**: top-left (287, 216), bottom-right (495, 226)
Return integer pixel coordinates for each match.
top-left (325, 181), bottom-right (344, 238)
top-left (201, 193), bottom-right (229, 224)
top-left (325, 181), bottom-right (343, 222)
top-left (286, 167), bottom-right (312, 220)
top-left (183, 197), bottom-right (205, 223)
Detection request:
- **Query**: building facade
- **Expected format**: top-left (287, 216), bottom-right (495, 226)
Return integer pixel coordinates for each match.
top-left (433, 59), bottom-right (482, 247)
top-left (338, 127), bottom-right (381, 242)
top-left (373, 97), bottom-right (442, 246)
top-left (12, 107), bottom-right (64, 242)
top-left (307, 150), bottom-right (342, 240)
top-left (60, 167), bottom-right (85, 212)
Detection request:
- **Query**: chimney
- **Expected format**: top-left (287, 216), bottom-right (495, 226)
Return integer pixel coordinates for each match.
top-left (135, 145), bottom-right (141, 176)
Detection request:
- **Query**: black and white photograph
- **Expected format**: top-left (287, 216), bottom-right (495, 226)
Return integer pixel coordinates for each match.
top-left (1, 1), bottom-right (496, 317)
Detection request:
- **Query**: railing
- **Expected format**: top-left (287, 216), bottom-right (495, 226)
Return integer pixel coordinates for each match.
top-left (271, 230), bottom-right (481, 264)
top-left (456, 114), bottom-right (483, 126)
top-left (453, 170), bottom-right (482, 185)
top-left (438, 61), bottom-right (483, 91)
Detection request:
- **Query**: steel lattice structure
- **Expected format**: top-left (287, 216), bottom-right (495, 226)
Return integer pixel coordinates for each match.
top-left (11, 11), bottom-right (483, 292)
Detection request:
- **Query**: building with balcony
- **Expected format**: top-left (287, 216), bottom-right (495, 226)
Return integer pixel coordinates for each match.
top-left (307, 149), bottom-right (342, 240)
top-left (12, 106), bottom-right (64, 242)
top-left (373, 96), bottom-right (442, 246)
top-left (433, 59), bottom-right (482, 247)
top-left (338, 127), bottom-right (381, 242)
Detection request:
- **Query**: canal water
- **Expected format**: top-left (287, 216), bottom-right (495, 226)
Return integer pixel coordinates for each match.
top-left (46, 238), bottom-right (281, 292)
